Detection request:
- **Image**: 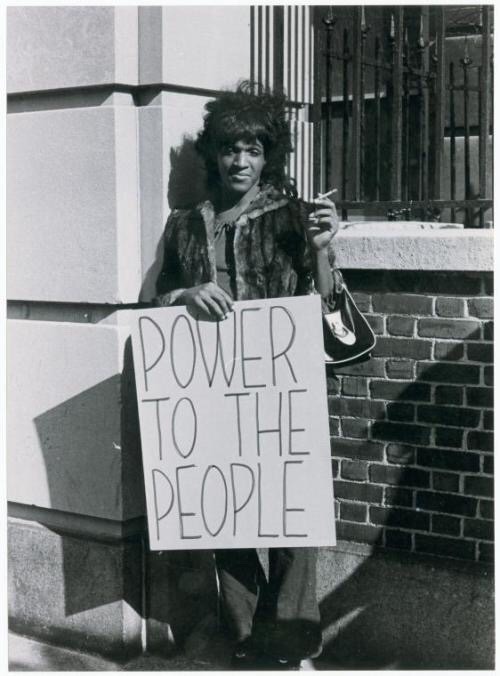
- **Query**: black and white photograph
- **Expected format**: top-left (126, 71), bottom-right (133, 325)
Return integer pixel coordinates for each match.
top-left (5, 3), bottom-right (495, 671)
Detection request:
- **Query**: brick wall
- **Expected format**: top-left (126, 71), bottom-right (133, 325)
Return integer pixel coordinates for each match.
top-left (328, 270), bottom-right (493, 563)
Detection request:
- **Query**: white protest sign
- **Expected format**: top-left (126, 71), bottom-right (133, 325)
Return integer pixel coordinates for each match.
top-left (130, 295), bottom-right (336, 550)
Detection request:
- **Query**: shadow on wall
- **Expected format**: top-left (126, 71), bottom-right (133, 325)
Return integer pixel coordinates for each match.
top-left (33, 369), bottom-right (145, 619)
top-left (316, 335), bottom-right (494, 670)
top-left (167, 136), bottom-right (209, 210)
top-left (140, 136), bottom-right (209, 305)
top-left (30, 332), bottom-right (217, 655)
top-left (317, 545), bottom-right (494, 670)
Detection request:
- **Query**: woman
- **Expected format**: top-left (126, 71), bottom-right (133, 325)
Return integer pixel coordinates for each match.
top-left (155, 82), bottom-right (342, 670)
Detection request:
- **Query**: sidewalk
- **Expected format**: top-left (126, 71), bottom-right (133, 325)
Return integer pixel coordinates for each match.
top-left (8, 631), bottom-right (229, 671)
top-left (9, 632), bottom-right (345, 671)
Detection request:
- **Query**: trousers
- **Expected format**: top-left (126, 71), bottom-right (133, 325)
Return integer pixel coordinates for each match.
top-left (215, 547), bottom-right (322, 661)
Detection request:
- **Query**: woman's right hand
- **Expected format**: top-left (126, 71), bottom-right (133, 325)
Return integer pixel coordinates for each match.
top-left (180, 282), bottom-right (234, 321)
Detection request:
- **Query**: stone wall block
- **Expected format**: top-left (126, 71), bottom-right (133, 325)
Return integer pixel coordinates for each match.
top-left (159, 7), bottom-right (251, 90)
top-left (7, 6), bottom-right (138, 92)
top-left (7, 319), bottom-right (145, 521)
top-left (7, 106), bottom-right (141, 303)
top-left (334, 227), bottom-right (493, 271)
top-left (138, 92), bottom-right (216, 302)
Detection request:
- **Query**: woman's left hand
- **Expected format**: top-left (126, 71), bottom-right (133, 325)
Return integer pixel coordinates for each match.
top-left (305, 197), bottom-right (339, 251)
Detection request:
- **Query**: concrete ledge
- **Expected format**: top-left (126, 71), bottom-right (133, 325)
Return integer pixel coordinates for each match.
top-left (8, 518), bottom-right (143, 659)
top-left (334, 222), bottom-right (493, 271)
top-left (8, 503), bottom-right (145, 543)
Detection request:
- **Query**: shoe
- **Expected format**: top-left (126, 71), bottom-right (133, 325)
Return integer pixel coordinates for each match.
top-left (270, 657), bottom-right (302, 670)
top-left (231, 639), bottom-right (259, 670)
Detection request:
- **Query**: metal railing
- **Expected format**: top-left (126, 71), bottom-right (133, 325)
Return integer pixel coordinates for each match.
top-left (314, 5), bottom-right (493, 226)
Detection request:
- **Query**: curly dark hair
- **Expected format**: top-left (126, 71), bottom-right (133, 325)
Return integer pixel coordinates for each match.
top-left (194, 80), bottom-right (296, 197)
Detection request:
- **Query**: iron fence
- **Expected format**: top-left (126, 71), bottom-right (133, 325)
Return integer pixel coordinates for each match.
top-left (313, 5), bottom-right (493, 226)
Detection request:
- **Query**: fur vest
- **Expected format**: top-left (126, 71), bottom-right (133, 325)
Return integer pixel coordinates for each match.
top-left (154, 185), bottom-right (342, 311)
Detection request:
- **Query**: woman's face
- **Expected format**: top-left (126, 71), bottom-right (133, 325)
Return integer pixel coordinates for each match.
top-left (216, 138), bottom-right (266, 197)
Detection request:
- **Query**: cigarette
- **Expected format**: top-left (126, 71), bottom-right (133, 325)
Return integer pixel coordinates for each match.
top-left (316, 187), bottom-right (338, 199)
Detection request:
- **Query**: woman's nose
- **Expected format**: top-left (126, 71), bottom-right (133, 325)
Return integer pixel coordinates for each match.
top-left (233, 152), bottom-right (248, 167)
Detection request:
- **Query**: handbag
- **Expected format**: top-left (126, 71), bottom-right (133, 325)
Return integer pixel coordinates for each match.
top-left (323, 281), bottom-right (376, 366)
